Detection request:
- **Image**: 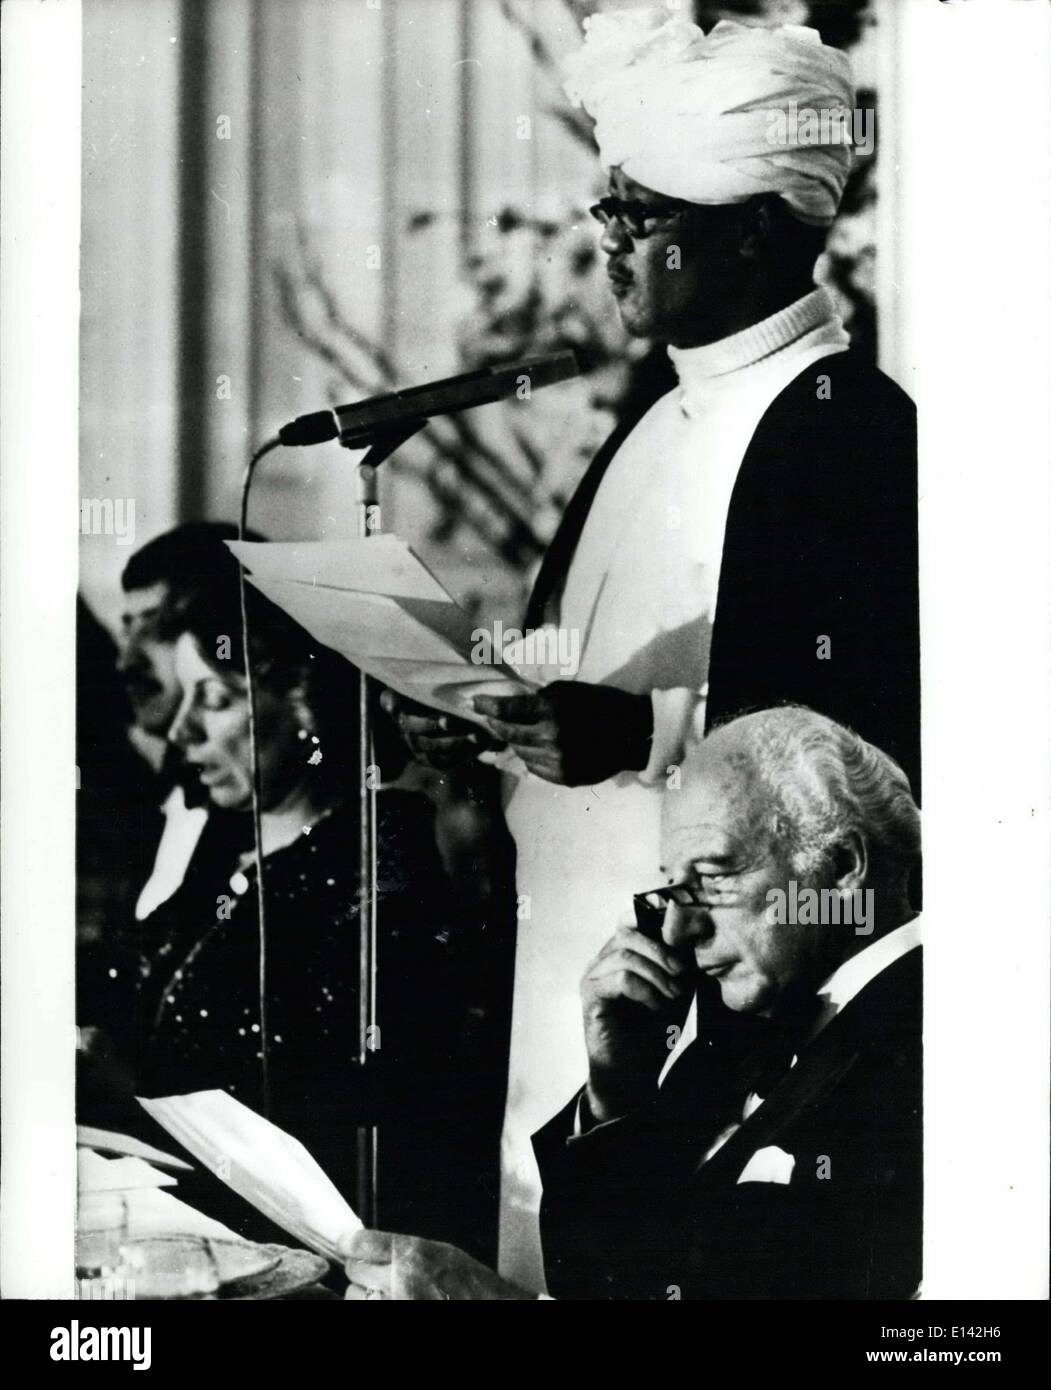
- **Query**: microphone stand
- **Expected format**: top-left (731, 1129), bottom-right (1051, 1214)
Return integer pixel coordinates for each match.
top-left (344, 419), bottom-right (425, 1229)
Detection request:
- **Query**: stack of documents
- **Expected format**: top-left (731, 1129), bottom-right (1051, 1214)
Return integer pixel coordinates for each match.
top-left (77, 1125), bottom-right (194, 1174)
top-left (77, 1133), bottom-right (241, 1244)
top-left (78, 1149), bottom-right (179, 1195)
top-left (227, 536), bottom-right (536, 725)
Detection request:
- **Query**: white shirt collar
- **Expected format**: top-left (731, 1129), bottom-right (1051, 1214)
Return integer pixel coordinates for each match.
top-left (812, 915), bottom-right (923, 1034)
top-left (666, 286), bottom-right (843, 384)
top-left (660, 915), bottom-right (922, 1088)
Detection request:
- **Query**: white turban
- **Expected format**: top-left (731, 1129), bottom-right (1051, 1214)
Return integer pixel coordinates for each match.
top-left (563, 9), bottom-right (856, 226)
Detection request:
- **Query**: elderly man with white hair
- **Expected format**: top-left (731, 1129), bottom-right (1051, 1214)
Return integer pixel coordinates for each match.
top-left (342, 706), bottom-right (922, 1300)
top-left (385, 8), bottom-right (919, 1286)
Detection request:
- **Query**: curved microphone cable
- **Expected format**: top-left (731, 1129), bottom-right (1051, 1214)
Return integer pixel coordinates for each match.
top-left (238, 435), bottom-right (283, 1119)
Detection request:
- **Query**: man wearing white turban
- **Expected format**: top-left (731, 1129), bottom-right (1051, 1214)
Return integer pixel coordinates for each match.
top-left (385, 8), bottom-right (919, 1291)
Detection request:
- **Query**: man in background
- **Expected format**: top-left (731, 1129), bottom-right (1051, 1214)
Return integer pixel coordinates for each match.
top-left (77, 522), bottom-right (253, 1119)
top-left (116, 521), bottom-right (255, 918)
top-left (78, 525), bottom-right (252, 1017)
top-left (78, 522), bottom-right (258, 938)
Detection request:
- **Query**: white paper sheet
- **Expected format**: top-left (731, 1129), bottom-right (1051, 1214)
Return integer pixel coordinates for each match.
top-left (246, 577), bottom-right (466, 663)
top-left (228, 535), bottom-right (452, 603)
top-left (230, 537), bottom-right (535, 725)
top-left (138, 1091), bottom-right (362, 1264)
top-left (77, 1124), bottom-right (193, 1172)
top-left (123, 1188), bottom-right (242, 1244)
top-left (78, 1150), bottom-right (178, 1193)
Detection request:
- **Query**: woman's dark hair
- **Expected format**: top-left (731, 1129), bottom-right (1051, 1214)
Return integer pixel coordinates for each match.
top-left (172, 544), bottom-right (404, 791)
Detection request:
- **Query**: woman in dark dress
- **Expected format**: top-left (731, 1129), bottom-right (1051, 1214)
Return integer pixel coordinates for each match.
top-left (88, 557), bottom-right (474, 1243)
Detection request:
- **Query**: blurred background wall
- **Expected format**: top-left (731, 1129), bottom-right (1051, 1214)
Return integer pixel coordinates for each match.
top-left (79, 0), bottom-right (899, 631)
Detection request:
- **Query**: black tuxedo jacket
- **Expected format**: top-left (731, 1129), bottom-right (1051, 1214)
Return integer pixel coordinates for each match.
top-left (525, 351), bottom-right (920, 795)
top-left (533, 947), bottom-right (922, 1300)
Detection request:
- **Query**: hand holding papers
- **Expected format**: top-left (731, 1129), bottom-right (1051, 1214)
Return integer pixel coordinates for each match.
top-left (138, 1091), bottom-right (362, 1264)
top-left (227, 536), bottom-right (536, 727)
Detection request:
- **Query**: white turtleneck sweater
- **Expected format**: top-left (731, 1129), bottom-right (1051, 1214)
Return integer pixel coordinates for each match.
top-left (497, 287), bottom-right (849, 1292)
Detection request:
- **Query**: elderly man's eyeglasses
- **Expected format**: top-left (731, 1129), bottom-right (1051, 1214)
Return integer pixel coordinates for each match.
top-left (589, 195), bottom-right (687, 240)
top-left (633, 881), bottom-right (709, 938)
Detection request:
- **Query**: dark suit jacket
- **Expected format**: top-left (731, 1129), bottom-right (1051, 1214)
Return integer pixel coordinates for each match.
top-left (526, 351), bottom-right (920, 796)
top-left (533, 947), bottom-right (922, 1300)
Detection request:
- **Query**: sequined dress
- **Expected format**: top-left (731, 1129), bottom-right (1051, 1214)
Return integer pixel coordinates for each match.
top-left (131, 790), bottom-right (460, 1215)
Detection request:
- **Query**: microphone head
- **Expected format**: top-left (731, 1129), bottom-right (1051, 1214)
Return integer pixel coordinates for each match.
top-left (334, 351), bottom-right (581, 448)
top-left (512, 351), bottom-right (580, 391)
top-left (279, 411), bottom-right (339, 447)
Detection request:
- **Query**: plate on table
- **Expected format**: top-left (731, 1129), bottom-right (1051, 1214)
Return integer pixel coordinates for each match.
top-left (221, 1245), bottom-right (332, 1300)
top-left (120, 1237), bottom-right (280, 1299)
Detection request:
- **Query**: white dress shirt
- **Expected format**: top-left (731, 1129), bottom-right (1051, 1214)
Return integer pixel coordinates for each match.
top-left (666, 916), bottom-right (924, 1161)
top-left (134, 785), bottom-right (208, 922)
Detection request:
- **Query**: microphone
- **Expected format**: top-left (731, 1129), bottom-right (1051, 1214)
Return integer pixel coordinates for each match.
top-left (277, 351), bottom-right (579, 450)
